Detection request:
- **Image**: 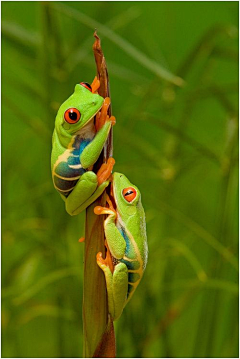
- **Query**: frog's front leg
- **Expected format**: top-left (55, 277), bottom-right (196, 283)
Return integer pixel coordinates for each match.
top-left (97, 253), bottom-right (128, 321)
top-left (80, 98), bottom-right (115, 169)
top-left (94, 204), bottom-right (126, 259)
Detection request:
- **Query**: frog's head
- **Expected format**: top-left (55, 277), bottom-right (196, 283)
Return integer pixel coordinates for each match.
top-left (55, 83), bottom-right (104, 140)
top-left (112, 172), bottom-right (141, 219)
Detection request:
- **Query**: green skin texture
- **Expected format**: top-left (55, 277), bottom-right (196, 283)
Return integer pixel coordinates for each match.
top-left (97, 172), bottom-right (148, 321)
top-left (51, 84), bottom-right (112, 215)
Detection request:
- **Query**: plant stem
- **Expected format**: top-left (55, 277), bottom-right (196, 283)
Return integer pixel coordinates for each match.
top-left (82, 32), bottom-right (115, 358)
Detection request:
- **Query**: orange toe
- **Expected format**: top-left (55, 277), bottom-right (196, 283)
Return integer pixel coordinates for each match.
top-left (96, 251), bottom-right (105, 265)
top-left (94, 206), bottom-right (104, 215)
top-left (91, 76), bottom-right (100, 93)
top-left (108, 116), bottom-right (116, 126)
top-left (97, 157), bottom-right (115, 185)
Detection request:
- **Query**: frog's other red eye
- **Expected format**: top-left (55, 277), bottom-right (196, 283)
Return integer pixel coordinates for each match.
top-left (64, 108), bottom-right (81, 124)
top-left (122, 187), bottom-right (137, 202)
top-left (80, 82), bottom-right (92, 92)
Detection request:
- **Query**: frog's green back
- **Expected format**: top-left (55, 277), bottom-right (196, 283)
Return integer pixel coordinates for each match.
top-left (113, 172), bottom-right (148, 269)
top-left (122, 198), bottom-right (148, 270)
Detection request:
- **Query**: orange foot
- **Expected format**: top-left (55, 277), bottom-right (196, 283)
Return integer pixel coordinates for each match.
top-left (91, 76), bottom-right (100, 93)
top-left (95, 97), bottom-right (110, 131)
top-left (97, 157), bottom-right (115, 185)
top-left (97, 251), bottom-right (105, 265)
top-left (96, 241), bottom-right (114, 273)
top-left (106, 194), bottom-right (116, 213)
top-left (108, 115), bottom-right (116, 126)
top-left (94, 204), bottom-right (116, 218)
top-left (95, 97), bottom-right (116, 131)
top-left (78, 237), bottom-right (85, 243)
top-left (94, 206), bottom-right (108, 215)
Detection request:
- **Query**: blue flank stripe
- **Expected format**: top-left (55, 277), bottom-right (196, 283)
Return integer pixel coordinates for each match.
top-left (54, 136), bottom-right (92, 197)
top-left (79, 139), bottom-right (91, 154)
top-left (120, 227), bottom-right (130, 254)
top-left (119, 226), bottom-right (140, 297)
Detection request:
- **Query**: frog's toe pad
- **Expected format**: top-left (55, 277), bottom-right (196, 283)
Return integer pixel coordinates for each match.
top-left (108, 116), bottom-right (116, 126)
top-left (96, 252), bottom-right (107, 268)
top-left (94, 206), bottom-right (104, 215)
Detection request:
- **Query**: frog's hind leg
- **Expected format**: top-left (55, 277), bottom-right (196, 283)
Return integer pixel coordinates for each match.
top-left (65, 171), bottom-right (109, 216)
top-left (97, 253), bottom-right (128, 321)
top-left (112, 262), bottom-right (128, 320)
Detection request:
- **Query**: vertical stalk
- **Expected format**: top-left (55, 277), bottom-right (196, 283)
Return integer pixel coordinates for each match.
top-left (83, 32), bottom-right (115, 358)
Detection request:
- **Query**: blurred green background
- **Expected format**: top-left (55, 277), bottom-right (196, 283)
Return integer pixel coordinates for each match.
top-left (2, 2), bottom-right (238, 358)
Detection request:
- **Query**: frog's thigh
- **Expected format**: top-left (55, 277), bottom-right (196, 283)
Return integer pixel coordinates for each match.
top-left (76, 180), bottom-right (109, 213)
top-left (112, 262), bottom-right (128, 321)
top-left (97, 261), bottom-right (128, 321)
top-left (65, 171), bottom-right (97, 215)
top-left (97, 264), bottom-right (115, 319)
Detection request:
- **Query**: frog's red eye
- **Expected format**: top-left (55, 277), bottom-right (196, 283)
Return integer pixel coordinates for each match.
top-left (80, 82), bottom-right (92, 92)
top-left (122, 187), bottom-right (137, 202)
top-left (64, 108), bottom-right (81, 124)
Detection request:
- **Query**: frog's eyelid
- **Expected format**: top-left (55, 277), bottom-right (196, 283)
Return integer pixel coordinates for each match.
top-left (80, 82), bottom-right (92, 92)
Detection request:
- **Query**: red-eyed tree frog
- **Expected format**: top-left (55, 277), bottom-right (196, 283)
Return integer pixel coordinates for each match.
top-left (51, 78), bottom-right (115, 215)
top-left (94, 172), bottom-right (148, 320)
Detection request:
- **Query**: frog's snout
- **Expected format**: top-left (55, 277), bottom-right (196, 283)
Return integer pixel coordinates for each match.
top-left (113, 172), bottom-right (124, 182)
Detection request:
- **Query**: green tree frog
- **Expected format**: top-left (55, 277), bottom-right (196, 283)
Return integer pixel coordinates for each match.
top-left (94, 172), bottom-right (148, 320)
top-left (51, 79), bottom-right (115, 215)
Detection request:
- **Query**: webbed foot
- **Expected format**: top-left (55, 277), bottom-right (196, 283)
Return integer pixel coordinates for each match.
top-left (97, 240), bottom-right (114, 273)
top-left (97, 157), bottom-right (115, 185)
top-left (95, 97), bottom-right (116, 131)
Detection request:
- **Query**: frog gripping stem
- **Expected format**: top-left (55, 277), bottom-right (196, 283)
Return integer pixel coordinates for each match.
top-left (51, 30), bottom-right (147, 357)
top-left (97, 157), bottom-right (115, 185)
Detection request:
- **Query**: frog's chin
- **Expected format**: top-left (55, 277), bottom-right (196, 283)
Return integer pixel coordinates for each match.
top-left (74, 116), bottom-right (95, 139)
top-left (74, 104), bottom-right (103, 137)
